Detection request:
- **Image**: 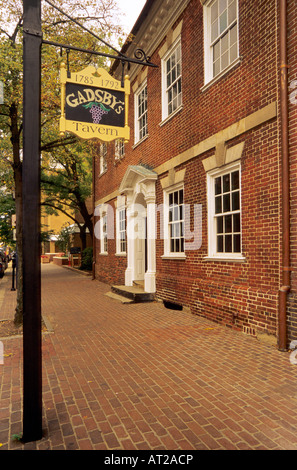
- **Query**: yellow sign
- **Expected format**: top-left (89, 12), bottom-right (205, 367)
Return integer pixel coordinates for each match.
top-left (60, 64), bottom-right (130, 142)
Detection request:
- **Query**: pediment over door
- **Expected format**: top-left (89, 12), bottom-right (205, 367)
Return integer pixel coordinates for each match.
top-left (119, 165), bottom-right (158, 201)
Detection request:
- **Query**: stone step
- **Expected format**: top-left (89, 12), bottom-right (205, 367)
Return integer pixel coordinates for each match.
top-left (105, 291), bottom-right (135, 304)
top-left (111, 285), bottom-right (155, 303)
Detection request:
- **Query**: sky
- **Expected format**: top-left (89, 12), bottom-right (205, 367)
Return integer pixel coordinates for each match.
top-left (117, 0), bottom-right (147, 33)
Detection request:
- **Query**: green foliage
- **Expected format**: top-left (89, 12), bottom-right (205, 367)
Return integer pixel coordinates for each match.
top-left (80, 247), bottom-right (93, 271)
top-left (0, 192), bottom-right (15, 247)
top-left (56, 224), bottom-right (74, 253)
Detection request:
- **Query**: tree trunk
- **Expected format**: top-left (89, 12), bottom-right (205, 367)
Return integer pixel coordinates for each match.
top-left (79, 225), bottom-right (87, 251)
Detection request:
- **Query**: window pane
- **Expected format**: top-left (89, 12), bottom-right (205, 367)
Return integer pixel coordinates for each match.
top-left (171, 238), bottom-right (175, 252)
top-left (180, 221), bottom-right (184, 237)
top-left (179, 205), bottom-right (184, 220)
top-left (170, 224), bottom-right (175, 238)
top-left (233, 213), bottom-right (240, 232)
top-left (217, 235), bottom-right (224, 252)
top-left (220, 10), bottom-right (228, 34)
top-left (230, 43), bottom-right (237, 63)
top-left (230, 23), bottom-right (237, 45)
top-left (214, 59), bottom-right (221, 77)
top-left (215, 176), bottom-right (222, 195)
top-left (229, 0), bottom-right (236, 23)
top-left (225, 214), bottom-right (232, 233)
top-left (221, 32), bottom-right (228, 54)
top-left (174, 206), bottom-right (178, 221)
top-left (217, 216), bottom-right (224, 234)
top-left (225, 234), bottom-right (232, 252)
top-left (231, 170), bottom-right (239, 189)
top-left (233, 234), bottom-right (241, 252)
top-left (219, 0), bottom-right (227, 15)
top-left (223, 193), bottom-right (230, 212)
top-left (211, 19), bottom-right (219, 42)
top-left (232, 191), bottom-right (240, 211)
top-left (211, 1), bottom-right (218, 22)
top-left (223, 173), bottom-right (230, 192)
top-left (213, 41), bottom-right (220, 62)
top-left (215, 196), bottom-right (222, 214)
top-left (221, 51), bottom-right (229, 70)
top-left (179, 189), bottom-right (183, 204)
top-left (181, 237), bottom-right (184, 252)
top-left (172, 66), bottom-right (176, 83)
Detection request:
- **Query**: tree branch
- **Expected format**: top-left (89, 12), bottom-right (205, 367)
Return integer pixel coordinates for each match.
top-left (41, 136), bottom-right (78, 151)
top-left (41, 201), bottom-right (80, 226)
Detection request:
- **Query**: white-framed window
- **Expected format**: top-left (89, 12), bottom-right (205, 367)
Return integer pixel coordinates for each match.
top-left (203, 0), bottom-right (239, 85)
top-left (101, 213), bottom-right (108, 254)
top-left (115, 139), bottom-right (125, 162)
top-left (99, 143), bottom-right (107, 175)
top-left (116, 207), bottom-right (127, 254)
top-left (207, 162), bottom-right (244, 260)
top-left (161, 38), bottom-right (182, 121)
top-left (163, 185), bottom-right (185, 257)
top-left (134, 81), bottom-right (148, 143)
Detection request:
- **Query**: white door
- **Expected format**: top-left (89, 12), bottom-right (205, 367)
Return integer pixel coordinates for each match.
top-left (133, 195), bottom-right (147, 281)
top-left (134, 214), bottom-right (146, 280)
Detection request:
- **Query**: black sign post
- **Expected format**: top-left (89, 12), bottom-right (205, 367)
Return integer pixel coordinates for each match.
top-left (19, 0), bottom-right (157, 444)
top-left (22, 0), bottom-right (43, 442)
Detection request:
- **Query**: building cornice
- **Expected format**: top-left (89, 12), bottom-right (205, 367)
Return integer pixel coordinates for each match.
top-left (112, 0), bottom-right (191, 82)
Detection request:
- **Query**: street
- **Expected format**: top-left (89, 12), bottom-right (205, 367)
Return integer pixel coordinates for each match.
top-left (0, 263), bottom-right (297, 450)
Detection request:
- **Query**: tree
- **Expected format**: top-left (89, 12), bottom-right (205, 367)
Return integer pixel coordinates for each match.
top-left (0, 191), bottom-right (15, 248)
top-left (0, 0), bottom-right (125, 325)
top-left (41, 142), bottom-right (94, 250)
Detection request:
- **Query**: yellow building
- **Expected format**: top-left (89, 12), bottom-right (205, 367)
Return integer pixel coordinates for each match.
top-left (41, 209), bottom-right (74, 255)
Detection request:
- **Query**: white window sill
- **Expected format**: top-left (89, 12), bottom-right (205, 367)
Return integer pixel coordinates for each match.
top-left (115, 253), bottom-right (127, 257)
top-left (132, 134), bottom-right (149, 149)
top-left (203, 255), bottom-right (246, 263)
top-left (159, 105), bottom-right (183, 128)
top-left (99, 252), bottom-right (108, 256)
top-left (162, 254), bottom-right (186, 260)
top-left (201, 57), bottom-right (242, 93)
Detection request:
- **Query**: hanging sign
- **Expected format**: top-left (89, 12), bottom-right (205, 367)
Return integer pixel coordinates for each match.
top-left (60, 64), bottom-right (130, 142)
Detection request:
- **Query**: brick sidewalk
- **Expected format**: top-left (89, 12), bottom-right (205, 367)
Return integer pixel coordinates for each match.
top-left (0, 263), bottom-right (297, 450)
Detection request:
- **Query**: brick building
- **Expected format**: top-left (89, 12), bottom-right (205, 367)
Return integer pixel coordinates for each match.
top-left (93, 0), bottom-right (297, 348)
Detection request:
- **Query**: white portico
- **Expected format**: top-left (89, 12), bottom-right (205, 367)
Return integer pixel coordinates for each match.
top-left (119, 165), bottom-right (157, 293)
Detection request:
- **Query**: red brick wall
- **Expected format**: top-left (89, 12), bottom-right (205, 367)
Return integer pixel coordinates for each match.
top-left (155, 119), bottom-right (279, 336)
top-left (95, 0), bottom-right (279, 201)
top-left (93, 0), bottom-right (295, 340)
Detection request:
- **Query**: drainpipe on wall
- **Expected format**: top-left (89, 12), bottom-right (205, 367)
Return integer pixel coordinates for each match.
top-left (278, 0), bottom-right (290, 351)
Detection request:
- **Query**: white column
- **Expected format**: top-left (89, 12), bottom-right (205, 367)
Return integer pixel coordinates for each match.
top-left (125, 195), bottom-right (134, 286)
top-left (144, 197), bottom-right (156, 293)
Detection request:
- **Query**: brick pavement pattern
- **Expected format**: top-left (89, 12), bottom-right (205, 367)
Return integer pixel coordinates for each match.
top-left (0, 263), bottom-right (297, 450)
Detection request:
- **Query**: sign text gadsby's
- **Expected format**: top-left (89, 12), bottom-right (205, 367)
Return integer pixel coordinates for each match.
top-left (60, 65), bottom-right (130, 142)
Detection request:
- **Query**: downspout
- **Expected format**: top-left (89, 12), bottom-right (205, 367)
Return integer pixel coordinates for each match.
top-left (278, 0), bottom-right (290, 351)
